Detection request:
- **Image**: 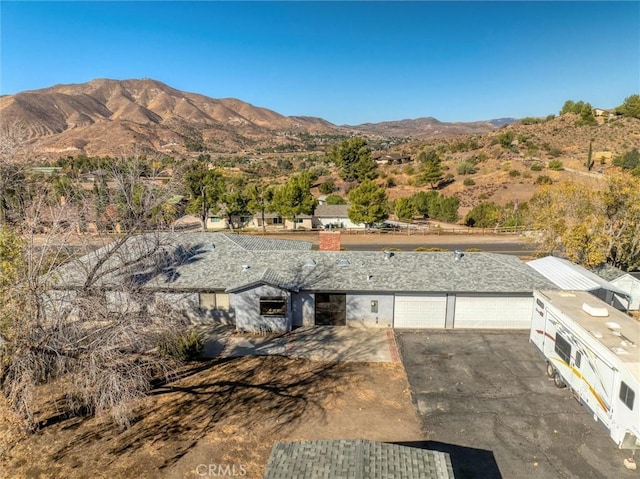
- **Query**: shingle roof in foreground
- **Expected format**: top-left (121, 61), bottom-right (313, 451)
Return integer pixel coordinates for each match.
top-left (263, 439), bottom-right (455, 479)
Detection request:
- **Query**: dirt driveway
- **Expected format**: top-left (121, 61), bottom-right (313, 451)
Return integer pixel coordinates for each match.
top-left (396, 330), bottom-right (637, 479)
top-left (1, 356), bottom-right (421, 479)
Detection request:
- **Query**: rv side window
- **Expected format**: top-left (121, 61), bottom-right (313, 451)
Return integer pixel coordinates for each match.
top-left (574, 351), bottom-right (581, 368)
top-left (536, 299), bottom-right (545, 309)
top-left (620, 382), bottom-right (635, 410)
top-left (554, 334), bottom-right (571, 365)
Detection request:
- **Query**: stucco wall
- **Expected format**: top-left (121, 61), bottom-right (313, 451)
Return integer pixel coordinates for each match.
top-left (346, 293), bottom-right (394, 328)
top-left (292, 292), bottom-right (315, 327)
top-left (232, 284), bottom-right (291, 333)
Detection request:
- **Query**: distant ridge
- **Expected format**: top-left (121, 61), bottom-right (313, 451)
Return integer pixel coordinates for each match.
top-left (0, 78), bottom-right (515, 157)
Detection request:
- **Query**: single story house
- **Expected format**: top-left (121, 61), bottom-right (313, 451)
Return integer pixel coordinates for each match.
top-left (527, 256), bottom-right (632, 311)
top-left (52, 233), bottom-right (555, 333)
top-left (592, 264), bottom-right (640, 311)
top-left (312, 204), bottom-right (365, 230)
top-left (207, 212), bottom-right (313, 231)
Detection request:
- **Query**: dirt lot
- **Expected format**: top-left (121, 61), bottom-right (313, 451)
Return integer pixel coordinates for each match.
top-left (0, 356), bottom-right (422, 479)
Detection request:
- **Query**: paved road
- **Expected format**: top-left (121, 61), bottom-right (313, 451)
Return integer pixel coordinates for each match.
top-left (343, 241), bottom-right (536, 256)
top-left (396, 330), bottom-right (636, 479)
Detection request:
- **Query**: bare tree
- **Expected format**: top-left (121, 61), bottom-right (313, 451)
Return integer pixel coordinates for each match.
top-left (0, 155), bottom-right (199, 431)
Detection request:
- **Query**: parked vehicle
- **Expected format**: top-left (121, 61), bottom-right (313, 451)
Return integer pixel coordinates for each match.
top-left (530, 290), bottom-right (640, 451)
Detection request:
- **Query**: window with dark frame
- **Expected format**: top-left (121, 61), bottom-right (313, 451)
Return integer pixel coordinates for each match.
top-left (554, 333), bottom-right (571, 365)
top-left (620, 382), bottom-right (635, 410)
top-left (260, 297), bottom-right (287, 316)
top-left (575, 351), bottom-right (582, 368)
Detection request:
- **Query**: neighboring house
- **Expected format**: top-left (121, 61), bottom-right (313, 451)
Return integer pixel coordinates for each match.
top-left (53, 233), bottom-right (554, 334)
top-left (592, 264), bottom-right (640, 311)
top-left (312, 204), bottom-right (365, 229)
top-left (372, 152), bottom-right (412, 165)
top-left (246, 212), bottom-right (313, 230)
top-left (527, 256), bottom-right (632, 310)
top-left (264, 439), bottom-right (454, 479)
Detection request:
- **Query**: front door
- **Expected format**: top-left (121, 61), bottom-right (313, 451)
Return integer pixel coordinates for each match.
top-left (315, 293), bottom-right (346, 326)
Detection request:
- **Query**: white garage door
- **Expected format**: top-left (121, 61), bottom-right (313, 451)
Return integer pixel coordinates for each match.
top-left (394, 295), bottom-right (447, 328)
top-left (453, 296), bottom-right (533, 329)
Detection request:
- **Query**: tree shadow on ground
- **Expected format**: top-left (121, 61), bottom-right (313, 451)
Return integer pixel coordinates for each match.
top-left (44, 355), bottom-right (356, 471)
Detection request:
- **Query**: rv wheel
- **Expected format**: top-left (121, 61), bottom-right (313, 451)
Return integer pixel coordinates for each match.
top-left (553, 372), bottom-right (566, 389)
top-left (546, 363), bottom-right (555, 377)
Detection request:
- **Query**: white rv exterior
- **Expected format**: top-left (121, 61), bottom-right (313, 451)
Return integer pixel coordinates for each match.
top-left (530, 290), bottom-right (640, 450)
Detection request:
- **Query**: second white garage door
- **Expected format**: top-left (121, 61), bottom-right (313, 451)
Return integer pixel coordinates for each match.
top-left (453, 296), bottom-right (533, 329)
top-left (394, 295), bottom-right (447, 328)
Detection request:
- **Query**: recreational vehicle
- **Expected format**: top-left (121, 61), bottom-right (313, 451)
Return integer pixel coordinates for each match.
top-left (530, 290), bottom-right (640, 451)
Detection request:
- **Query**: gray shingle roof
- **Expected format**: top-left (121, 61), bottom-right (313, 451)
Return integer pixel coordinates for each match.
top-left (314, 204), bottom-right (349, 218)
top-left (591, 263), bottom-right (627, 282)
top-left (263, 439), bottom-right (454, 479)
top-left (56, 233), bottom-right (555, 294)
top-left (223, 234), bottom-right (312, 251)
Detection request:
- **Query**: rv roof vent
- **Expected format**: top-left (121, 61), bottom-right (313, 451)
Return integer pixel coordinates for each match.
top-left (611, 346), bottom-right (629, 355)
top-left (454, 250), bottom-right (464, 261)
top-left (338, 259), bottom-right (350, 266)
top-left (590, 330), bottom-right (604, 339)
top-left (304, 258), bottom-right (316, 267)
top-left (242, 264), bottom-right (250, 271)
top-left (605, 321), bottom-right (621, 330)
top-left (383, 250), bottom-right (394, 260)
top-left (582, 303), bottom-right (608, 317)
top-left (559, 292), bottom-right (576, 297)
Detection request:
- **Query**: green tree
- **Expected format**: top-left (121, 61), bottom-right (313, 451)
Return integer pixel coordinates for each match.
top-left (394, 197), bottom-right (414, 221)
top-left (329, 137), bottom-right (378, 182)
top-left (271, 173), bottom-right (316, 229)
top-left (325, 194), bottom-right (346, 205)
top-left (613, 148), bottom-right (640, 170)
top-left (221, 178), bottom-right (250, 230)
top-left (245, 181), bottom-right (274, 233)
top-left (418, 151), bottom-right (444, 188)
top-left (464, 202), bottom-right (503, 228)
top-left (347, 180), bottom-right (388, 227)
top-left (185, 163), bottom-right (225, 231)
top-left (319, 180), bottom-right (335, 194)
top-left (616, 94), bottom-right (640, 119)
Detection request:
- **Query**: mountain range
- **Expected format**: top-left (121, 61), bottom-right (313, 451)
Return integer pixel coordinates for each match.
top-left (0, 78), bottom-right (515, 158)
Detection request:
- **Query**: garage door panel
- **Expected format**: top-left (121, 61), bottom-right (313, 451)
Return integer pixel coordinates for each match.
top-left (394, 295), bottom-right (446, 328)
top-left (454, 296), bottom-right (532, 329)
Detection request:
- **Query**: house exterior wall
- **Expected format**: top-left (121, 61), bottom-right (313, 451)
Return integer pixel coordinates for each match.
top-left (284, 218), bottom-right (313, 230)
top-left (206, 216), bottom-right (229, 230)
top-left (232, 284), bottom-right (292, 333)
top-left (313, 217), bottom-right (365, 229)
top-left (346, 293), bottom-right (394, 328)
top-left (292, 292), bottom-right (315, 327)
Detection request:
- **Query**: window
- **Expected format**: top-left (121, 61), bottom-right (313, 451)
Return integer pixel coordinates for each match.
top-left (371, 300), bottom-right (378, 313)
top-left (260, 297), bottom-right (287, 316)
top-left (295, 218), bottom-right (304, 223)
top-left (272, 217), bottom-right (283, 225)
top-left (199, 292), bottom-right (229, 311)
top-left (536, 299), bottom-right (545, 309)
top-left (575, 351), bottom-right (582, 368)
top-left (620, 382), bottom-right (635, 410)
top-left (209, 216), bottom-right (222, 223)
top-left (554, 333), bottom-right (571, 365)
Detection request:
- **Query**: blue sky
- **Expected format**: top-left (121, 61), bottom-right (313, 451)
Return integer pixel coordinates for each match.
top-left (1, 1), bottom-right (638, 124)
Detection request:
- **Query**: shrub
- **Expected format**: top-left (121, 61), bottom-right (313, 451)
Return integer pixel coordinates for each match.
top-left (535, 175), bottom-right (553, 185)
top-left (457, 160), bottom-right (477, 175)
top-left (463, 178), bottom-right (475, 186)
top-left (501, 161), bottom-right (511, 171)
top-left (319, 180), bottom-right (335, 194)
top-left (530, 163), bottom-right (543, 171)
top-left (157, 330), bottom-right (204, 361)
top-left (414, 247), bottom-right (449, 252)
top-left (548, 159), bottom-right (564, 171)
top-left (325, 194), bottom-right (346, 205)
top-left (403, 165), bottom-right (415, 175)
top-left (508, 169), bottom-right (521, 177)
top-left (385, 176), bottom-right (396, 188)
top-left (478, 193), bottom-right (489, 200)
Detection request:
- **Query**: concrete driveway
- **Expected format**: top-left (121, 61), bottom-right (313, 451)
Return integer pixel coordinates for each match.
top-left (395, 330), bottom-right (637, 479)
top-left (218, 327), bottom-right (400, 363)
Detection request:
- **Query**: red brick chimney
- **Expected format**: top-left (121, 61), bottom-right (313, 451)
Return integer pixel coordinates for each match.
top-left (319, 231), bottom-right (341, 251)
